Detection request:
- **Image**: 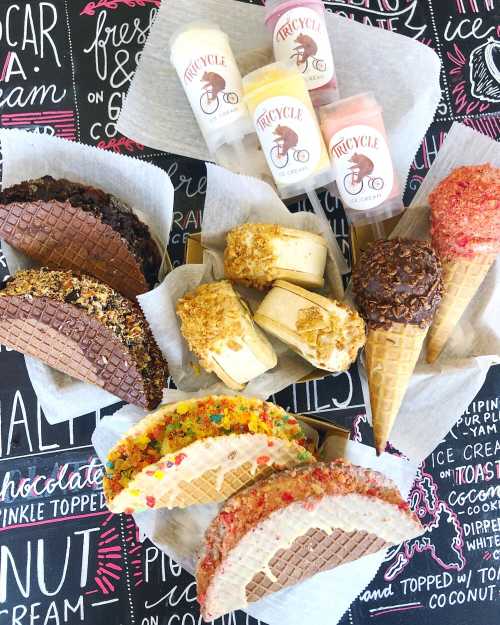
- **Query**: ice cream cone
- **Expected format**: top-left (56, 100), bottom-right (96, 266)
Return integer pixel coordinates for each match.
top-left (352, 238), bottom-right (443, 456)
top-left (365, 322), bottom-right (428, 455)
top-left (426, 253), bottom-right (496, 363)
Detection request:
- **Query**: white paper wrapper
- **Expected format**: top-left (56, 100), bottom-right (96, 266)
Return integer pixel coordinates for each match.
top-left (359, 123), bottom-right (500, 463)
top-left (138, 162), bottom-right (349, 396)
top-left (92, 397), bottom-right (419, 625)
top-left (117, 0), bottom-right (441, 192)
top-left (0, 129), bottom-right (174, 424)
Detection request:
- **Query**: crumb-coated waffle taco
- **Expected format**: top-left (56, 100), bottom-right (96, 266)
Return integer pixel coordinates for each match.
top-left (103, 395), bottom-right (316, 513)
top-left (197, 459), bottom-right (423, 620)
top-left (0, 176), bottom-right (161, 299)
top-left (0, 268), bottom-right (167, 409)
top-left (224, 224), bottom-right (328, 290)
top-left (176, 281), bottom-right (277, 390)
top-left (255, 280), bottom-right (366, 371)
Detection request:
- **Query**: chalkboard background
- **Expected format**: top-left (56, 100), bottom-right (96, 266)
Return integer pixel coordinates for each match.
top-left (0, 1), bottom-right (499, 624)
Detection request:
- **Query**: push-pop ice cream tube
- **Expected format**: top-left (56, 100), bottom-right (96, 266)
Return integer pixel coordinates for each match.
top-left (265, 0), bottom-right (339, 107)
top-left (170, 22), bottom-right (269, 178)
top-left (243, 62), bottom-right (333, 199)
top-left (320, 93), bottom-right (403, 226)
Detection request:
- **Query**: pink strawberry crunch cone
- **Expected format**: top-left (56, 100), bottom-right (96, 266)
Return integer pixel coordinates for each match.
top-left (427, 164), bottom-right (500, 362)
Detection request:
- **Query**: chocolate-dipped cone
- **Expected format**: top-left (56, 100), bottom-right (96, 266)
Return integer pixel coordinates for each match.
top-left (353, 239), bottom-right (442, 455)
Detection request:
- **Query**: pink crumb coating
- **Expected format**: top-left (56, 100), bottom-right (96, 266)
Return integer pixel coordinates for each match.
top-left (429, 164), bottom-right (500, 260)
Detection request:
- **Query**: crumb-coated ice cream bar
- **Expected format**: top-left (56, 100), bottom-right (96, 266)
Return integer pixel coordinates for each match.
top-left (176, 280), bottom-right (277, 389)
top-left (197, 459), bottom-right (423, 620)
top-left (0, 176), bottom-right (161, 300)
top-left (254, 280), bottom-right (365, 371)
top-left (224, 223), bottom-right (328, 289)
top-left (0, 268), bottom-right (168, 409)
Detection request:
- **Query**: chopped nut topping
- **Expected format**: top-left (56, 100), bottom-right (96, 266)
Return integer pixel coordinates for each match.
top-left (224, 224), bottom-right (283, 289)
top-left (176, 281), bottom-right (250, 372)
top-left (352, 238), bottom-right (443, 330)
top-left (296, 302), bottom-right (365, 368)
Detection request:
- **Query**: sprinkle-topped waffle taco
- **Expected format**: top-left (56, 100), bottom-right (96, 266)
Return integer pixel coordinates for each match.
top-left (103, 395), bottom-right (316, 513)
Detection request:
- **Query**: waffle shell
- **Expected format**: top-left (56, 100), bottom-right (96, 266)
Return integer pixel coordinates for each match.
top-left (106, 433), bottom-right (312, 513)
top-left (0, 294), bottom-right (161, 409)
top-left (0, 199), bottom-right (150, 299)
top-left (427, 254), bottom-right (496, 363)
top-left (365, 322), bottom-right (427, 455)
top-left (200, 491), bottom-right (422, 620)
top-left (246, 527), bottom-right (388, 602)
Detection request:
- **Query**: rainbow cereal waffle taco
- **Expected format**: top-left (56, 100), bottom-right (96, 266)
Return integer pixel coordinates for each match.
top-left (103, 395), bottom-right (315, 513)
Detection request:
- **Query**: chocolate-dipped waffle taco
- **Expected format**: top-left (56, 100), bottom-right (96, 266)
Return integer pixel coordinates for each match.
top-left (0, 176), bottom-right (161, 299)
top-left (0, 268), bottom-right (167, 409)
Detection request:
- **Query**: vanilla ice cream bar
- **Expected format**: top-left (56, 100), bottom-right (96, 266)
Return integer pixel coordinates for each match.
top-left (176, 280), bottom-right (277, 389)
top-left (255, 280), bottom-right (365, 371)
top-left (224, 224), bottom-right (328, 289)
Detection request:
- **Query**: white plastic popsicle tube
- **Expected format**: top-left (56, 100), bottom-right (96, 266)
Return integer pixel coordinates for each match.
top-left (242, 62), bottom-right (347, 276)
top-left (170, 22), bottom-right (269, 179)
top-left (264, 0), bottom-right (340, 108)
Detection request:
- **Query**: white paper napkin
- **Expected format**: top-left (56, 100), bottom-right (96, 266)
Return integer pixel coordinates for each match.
top-left (0, 129), bottom-right (174, 424)
top-left (92, 398), bottom-right (419, 625)
top-left (137, 162), bottom-right (351, 397)
top-left (359, 123), bottom-right (500, 463)
top-left (117, 0), bottom-right (441, 192)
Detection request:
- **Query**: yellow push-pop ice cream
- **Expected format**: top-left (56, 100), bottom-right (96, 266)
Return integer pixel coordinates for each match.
top-left (243, 63), bottom-right (333, 199)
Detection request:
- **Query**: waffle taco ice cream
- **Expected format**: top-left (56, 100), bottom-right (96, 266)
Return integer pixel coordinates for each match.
top-left (196, 459), bottom-right (423, 620)
top-left (0, 176), bottom-right (161, 299)
top-left (176, 281), bottom-right (277, 390)
top-left (0, 268), bottom-right (167, 409)
top-left (255, 280), bottom-right (365, 371)
top-left (224, 224), bottom-right (328, 290)
top-left (103, 395), bottom-right (315, 513)
top-left (352, 239), bottom-right (442, 455)
top-left (427, 164), bottom-right (500, 363)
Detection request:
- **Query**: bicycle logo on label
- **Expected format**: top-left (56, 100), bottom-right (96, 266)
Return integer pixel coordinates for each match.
top-left (200, 71), bottom-right (239, 115)
top-left (291, 33), bottom-right (327, 73)
top-left (270, 124), bottom-right (310, 169)
top-left (343, 152), bottom-right (384, 196)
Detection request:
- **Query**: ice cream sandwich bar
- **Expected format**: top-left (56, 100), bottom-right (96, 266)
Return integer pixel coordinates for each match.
top-left (224, 224), bottom-right (327, 289)
top-left (254, 280), bottom-right (365, 371)
top-left (176, 280), bottom-right (277, 389)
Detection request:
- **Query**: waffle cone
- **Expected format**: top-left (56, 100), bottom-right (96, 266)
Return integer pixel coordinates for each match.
top-left (0, 199), bottom-right (151, 299)
top-left (106, 434), bottom-right (312, 513)
top-left (365, 323), bottom-right (427, 455)
top-left (426, 254), bottom-right (496, 363)
top-left (0, 294), bottom-right (164, 409)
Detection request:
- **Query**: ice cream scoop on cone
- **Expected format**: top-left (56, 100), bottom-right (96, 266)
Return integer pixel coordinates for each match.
top-left (427, 165), bottom-right (500, 363)
top-left (353, 239), bottom-right (443, 455)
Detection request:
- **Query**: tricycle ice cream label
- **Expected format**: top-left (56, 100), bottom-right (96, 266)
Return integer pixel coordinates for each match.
top-left (173, 40), bottom-right (247, 133)
top-left (329, 124), bottom-right (394, 211)
top-left (254, 96), bottom-right (322, 186)
top-left (273, 8), bottom-right (335, 90)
